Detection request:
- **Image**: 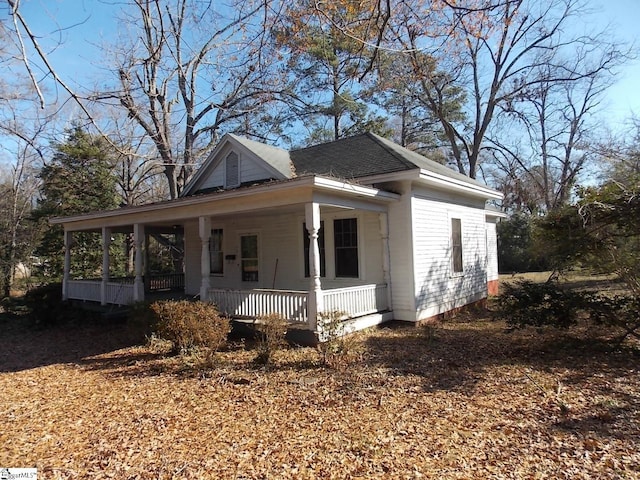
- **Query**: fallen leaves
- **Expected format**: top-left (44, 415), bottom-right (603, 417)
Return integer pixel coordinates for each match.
top-left (0, 314), bottom-right (638, 479)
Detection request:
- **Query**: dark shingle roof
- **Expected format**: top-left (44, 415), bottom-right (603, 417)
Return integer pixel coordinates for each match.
top-left (290, 132), bottom-right (487, 189)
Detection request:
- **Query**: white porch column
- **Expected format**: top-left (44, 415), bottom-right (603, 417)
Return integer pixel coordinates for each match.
top-left (305, 202), bottom-right (323, 332)
top-left (133, 223), bottom-right (145, 302)
top-left (199, 216), bottom-right (212, 301)
top-left (379, 212), bottom-right (393, 310)
top-left (62, 230), bottom-right (73, 301)
top-left (101, 227), bottom-right (112, 306)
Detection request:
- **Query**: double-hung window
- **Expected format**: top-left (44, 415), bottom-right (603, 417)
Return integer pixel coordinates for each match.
top-left (451, 218), bottom-right (463, 274)
top-left (334, 218), bottom-right (359, 278)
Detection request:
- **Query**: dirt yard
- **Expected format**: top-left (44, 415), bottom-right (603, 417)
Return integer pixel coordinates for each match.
top-left (1, 294), bottom-right (639, 479)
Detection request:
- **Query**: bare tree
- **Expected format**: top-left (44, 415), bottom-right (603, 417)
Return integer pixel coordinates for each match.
top-left (94, 0), bottom-right (281, 199)
top-left (393, 0), bottom-right (627, 179)
top-left (0, 109), bottom-right (49, 296)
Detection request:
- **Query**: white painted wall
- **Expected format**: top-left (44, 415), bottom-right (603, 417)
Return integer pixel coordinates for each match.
top-left (385, 181), bottom-right (417, 321)
top-left (411, 190), bottom-right (488, 321)
top-left (198, 144), bottom-right (278, 191)
top-left (183, 208), bottom-right (386, 296)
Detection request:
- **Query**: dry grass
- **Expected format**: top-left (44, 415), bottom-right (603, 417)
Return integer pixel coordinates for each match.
top-left (1, 295), bottom-right (639, 479)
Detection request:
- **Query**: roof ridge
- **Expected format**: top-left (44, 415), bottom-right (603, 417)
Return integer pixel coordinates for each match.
top-left (292, 132), bottom-right (370, 153)
top-left (365, 132), bottom-right (422, 170)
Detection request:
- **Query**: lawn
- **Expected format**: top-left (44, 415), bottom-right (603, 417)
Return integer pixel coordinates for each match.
top-left (1, 288), bottom-right (639, 479)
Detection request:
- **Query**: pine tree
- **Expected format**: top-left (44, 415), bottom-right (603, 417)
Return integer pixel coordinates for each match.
top-left (33, 127), bottom-right (120, 279)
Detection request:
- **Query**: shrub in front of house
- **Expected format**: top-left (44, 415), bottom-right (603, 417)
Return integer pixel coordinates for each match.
top-left (23, 283), bottom-right (80, 326)
top-left (253, 313), bottom-right (288, 365)
top-left (150, 300), bottom-right (230, 354)
top-left (317, 310), bottom-right (363, 369)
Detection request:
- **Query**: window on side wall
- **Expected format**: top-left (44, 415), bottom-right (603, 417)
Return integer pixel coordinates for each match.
top-left (209, 228), bottom-right (223, 275)
top-left (451, 218), bottom-right (463, 274)
top-left (303, 221), bottom-right (325, 277)
top-left (334, 218), bottom-right (359, 278)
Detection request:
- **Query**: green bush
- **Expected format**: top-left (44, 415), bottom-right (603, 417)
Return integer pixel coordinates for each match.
top-left (23, 283), bottom-right (69, 325)
top-left (496, 280), bottom-right (585, 329)
top-left (253, 313), bottom-right (288, 365)
top-left (497, 280), bottom-right (640, 346)
top-left (150, 300), bottom-right (230, 354)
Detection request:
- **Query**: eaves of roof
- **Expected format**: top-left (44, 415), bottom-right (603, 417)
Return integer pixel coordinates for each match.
top-left (50, 175), bottom-right (399, 227)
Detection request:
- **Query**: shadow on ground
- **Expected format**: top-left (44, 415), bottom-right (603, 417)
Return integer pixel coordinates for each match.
top-left (0, 311), bottom-right (144, 373)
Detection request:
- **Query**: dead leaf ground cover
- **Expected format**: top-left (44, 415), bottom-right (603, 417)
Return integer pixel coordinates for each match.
top-left (1, 292), bottom-right (639, 479)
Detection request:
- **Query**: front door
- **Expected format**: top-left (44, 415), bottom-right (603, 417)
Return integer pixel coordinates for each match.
top-left (240, 234), bottom-right (259, 283)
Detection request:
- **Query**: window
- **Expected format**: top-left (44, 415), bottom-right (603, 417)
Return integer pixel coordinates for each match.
top-left (209, 229), bottom-right (223, 275)
top-left (451, 218), bottom-right (463, 274)
top-left (334, 218), bottom-right (359, 278)
top-left (303, 221), bottom-right (325, 277)
top-left (225, 152), bottom-right (239, 187)
top-left (240, 234), bottom-right (258, 282)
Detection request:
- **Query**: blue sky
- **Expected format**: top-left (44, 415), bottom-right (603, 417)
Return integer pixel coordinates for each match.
top-left (12, 0), bottom-right (640, 130)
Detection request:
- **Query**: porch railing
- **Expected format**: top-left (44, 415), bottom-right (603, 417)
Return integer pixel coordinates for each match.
top-left (209, 288), bottom-right (308, 324)
top-left (67, 280), bottom-right (102, 303)
top-left (323, 284), bottom-right (388, 317)
top-left (67, 280), bottom-right (135, 306)
top-left (67, 279), bottom-right (389, 322)
top-left (147, 273), bottom-right (184, 292)
top-left (105, 282), bottom-right (135, 305)
top-left (209, 284), bottom-right (388, 325)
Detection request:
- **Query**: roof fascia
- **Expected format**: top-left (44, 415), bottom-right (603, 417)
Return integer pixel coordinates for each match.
top-left (50, 175), bottom-right (398, 227)
top-left (418, 169), bottom-right (503, 200)
top-left (356, 168), bottom-right (502, 200)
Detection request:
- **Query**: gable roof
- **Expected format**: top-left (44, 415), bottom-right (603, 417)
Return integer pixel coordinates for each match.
top-left (180, 133), bottom-right (292, 197)
top-left (182, 131), bottom-right (496, 198)
top-left (290, 132), bottom-right (488, 189)
top-left (229, 134), bottom-right (293, 178)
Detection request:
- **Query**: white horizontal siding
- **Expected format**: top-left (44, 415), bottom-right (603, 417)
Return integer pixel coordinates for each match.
top-left (411, 194), bottom-right (488, 320)
top-left (186, 209), bottom-right (386, 299)
top-left (386, 185), bottom-right (416, 321)
top-left (198, 148), bottom-right (276, 191)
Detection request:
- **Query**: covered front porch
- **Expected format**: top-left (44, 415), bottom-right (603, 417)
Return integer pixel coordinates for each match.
top-left (53, 176), bottom-right (399, 334)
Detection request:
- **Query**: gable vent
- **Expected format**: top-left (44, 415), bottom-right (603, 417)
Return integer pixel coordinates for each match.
top-left (225, 152), bottom-right (239, 187)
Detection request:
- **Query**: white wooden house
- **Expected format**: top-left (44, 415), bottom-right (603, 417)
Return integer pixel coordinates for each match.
top-left (51, 133), bottom-right (504, 340)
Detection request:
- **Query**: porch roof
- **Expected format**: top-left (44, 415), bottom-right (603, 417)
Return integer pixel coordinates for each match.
top-left (50, 174), bottom-right (400, 232)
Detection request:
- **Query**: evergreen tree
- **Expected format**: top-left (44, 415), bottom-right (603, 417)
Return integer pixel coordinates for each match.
top-left (274, 0), bottom-right (389, 144)
top-left (33, 127), bottom-right (120, 279)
